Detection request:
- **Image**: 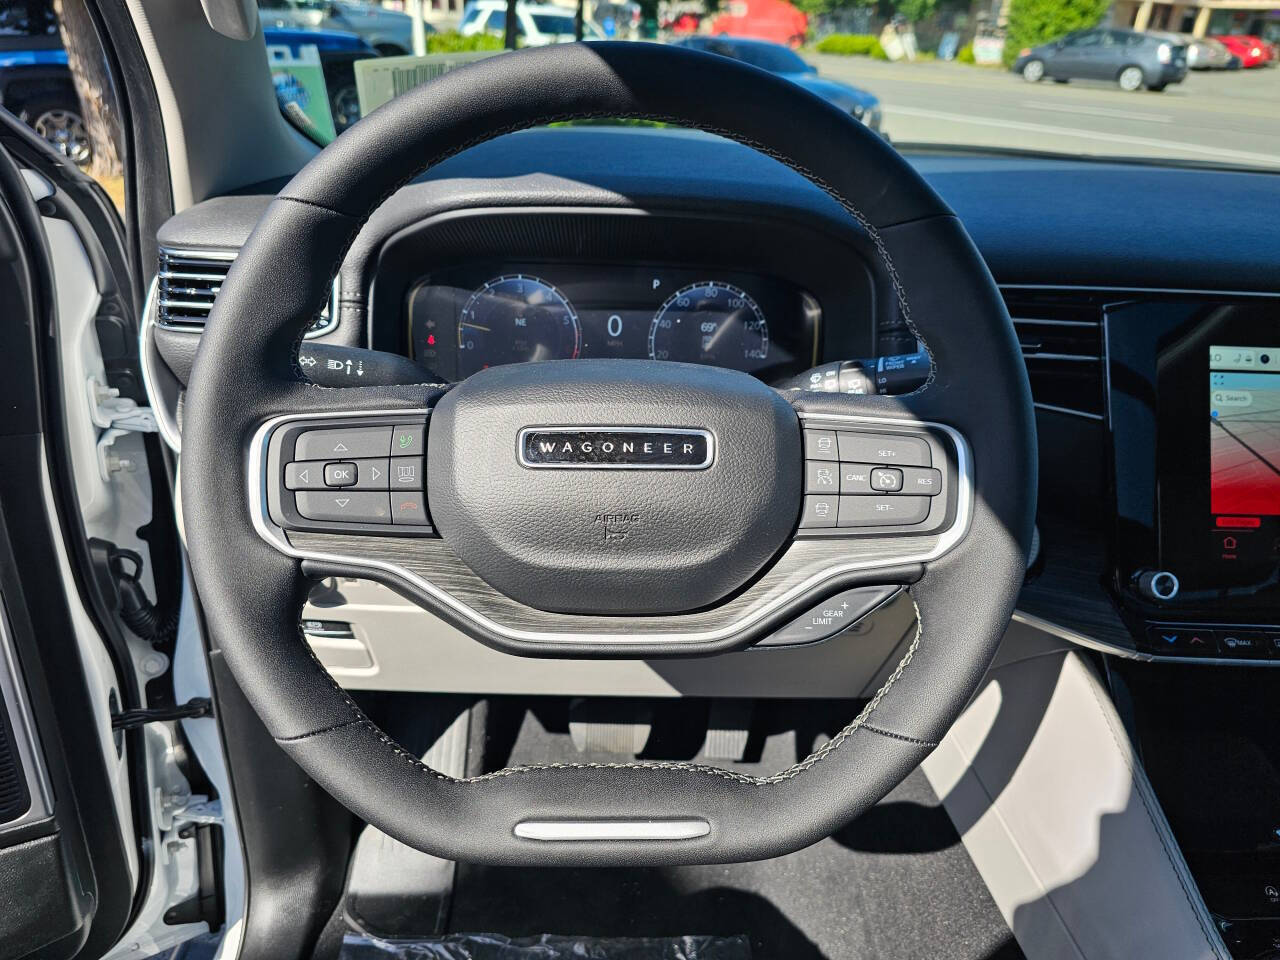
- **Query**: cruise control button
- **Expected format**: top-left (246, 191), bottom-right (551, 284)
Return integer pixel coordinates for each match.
top-left (391, 492), bottom-right (430, 525)
top-left (324, 462), bottom-right (356, 487)
top-left (758, 586), bottom-right (900, 647)
top-left (1216, 631), bottom-right (1266, 658)
top-left (871, 468), bottom-right (903, 492)
top-left (391, 423), bottom-right (426, 456)
top-left (799, 495), bottom-right (838, 528)
top-left (351, 458), bottom-right (389, 490)
top-left (839, 463), bottom-right (872, 494)
top-left (837, 432), bottom-right (930, 467)
top-left (902, 466), bottom-right (943, 496)
top-left (295, 491), bottom-right (390, 524)
top-left (390, 456), bottom-right (424, 489)
top-left (284, 461), bottom-right (327, 490)
top-left (1143, 626), bottom-right (1216, 655)
top-left (295, 426), bottom-right (391, 461)
top-left (804, 429), bottom-right (838, 461)
top-left (805, 461), bottom-right (839, 494)
top-left (838, 495), bottom-right (929, 527)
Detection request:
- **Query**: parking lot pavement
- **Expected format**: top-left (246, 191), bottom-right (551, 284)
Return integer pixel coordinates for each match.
top-left (804, 54), bottom-right (1280, 169)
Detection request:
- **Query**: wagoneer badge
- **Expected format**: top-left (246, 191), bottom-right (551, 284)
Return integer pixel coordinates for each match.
top-left (518, 428), bottom-right (714, 470)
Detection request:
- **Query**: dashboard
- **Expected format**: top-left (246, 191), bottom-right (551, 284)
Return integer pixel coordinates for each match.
top-left (150, 129), bottom-right (1280, 671)
top-left (406, 262), bottom-right (818, 380)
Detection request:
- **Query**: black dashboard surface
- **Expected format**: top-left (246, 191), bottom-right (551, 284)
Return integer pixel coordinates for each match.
top-left (157, 127), bottom-right (1280, 293)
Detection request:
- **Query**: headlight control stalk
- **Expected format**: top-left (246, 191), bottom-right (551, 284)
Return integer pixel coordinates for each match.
top-left (783, 352), bottom-right (930, 396)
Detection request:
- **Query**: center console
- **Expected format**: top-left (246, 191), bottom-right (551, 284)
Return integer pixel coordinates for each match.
top-left (1108, 297), bottom-right (1280, 663)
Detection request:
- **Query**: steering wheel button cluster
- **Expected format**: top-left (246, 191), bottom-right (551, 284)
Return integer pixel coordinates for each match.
top-left (268, 418), bottom-right (434, 535)
top-left (798, 425), bottom-right (951, 535)
top-left (836, 432), bottom-right (930, 467)
top-left (838, 495), bottom-right (930, 527)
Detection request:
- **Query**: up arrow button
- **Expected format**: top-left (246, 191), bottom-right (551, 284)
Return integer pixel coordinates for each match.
top-left (294, 426), bottom-right (392, 461)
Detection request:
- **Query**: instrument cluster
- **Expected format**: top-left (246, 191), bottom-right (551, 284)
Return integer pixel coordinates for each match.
top-left (407, 262), bottom-right (819, 382)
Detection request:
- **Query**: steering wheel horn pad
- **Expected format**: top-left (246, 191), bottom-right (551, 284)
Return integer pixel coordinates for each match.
top-left (428, 359), bottom-right (801, 615)
top-left (181, 42), bottom-right (1035, 866)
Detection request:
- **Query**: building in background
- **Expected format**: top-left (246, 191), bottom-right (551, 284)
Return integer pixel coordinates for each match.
top-left (1107, 0), bottom-right (1277, 39)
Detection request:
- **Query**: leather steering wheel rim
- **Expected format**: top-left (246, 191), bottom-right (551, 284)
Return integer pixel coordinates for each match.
top-left (181, 42), bottom-right (1036, 866)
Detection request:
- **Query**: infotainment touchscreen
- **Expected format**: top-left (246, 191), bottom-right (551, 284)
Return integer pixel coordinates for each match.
top-left (1209, 345), bottom-right (1280, 563)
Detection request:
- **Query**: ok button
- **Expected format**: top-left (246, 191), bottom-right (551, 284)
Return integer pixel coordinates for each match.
top-left (324, 462), bottom-right (357, 487)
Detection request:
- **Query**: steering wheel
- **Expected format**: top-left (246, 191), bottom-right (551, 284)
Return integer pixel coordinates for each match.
top-left (182, 42), bottom-right (1035, 866)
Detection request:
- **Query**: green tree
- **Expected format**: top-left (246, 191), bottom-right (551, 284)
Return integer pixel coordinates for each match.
top-left (894, 0), bottom-right (937, 23)
top-left (792, 0), bottom-right (875, 17)
top-left (1002, 0), bottom-right (1110, 66)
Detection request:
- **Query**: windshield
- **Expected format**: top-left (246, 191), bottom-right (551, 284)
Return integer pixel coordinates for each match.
top-left (253, 0), bottom-right (1279, 171)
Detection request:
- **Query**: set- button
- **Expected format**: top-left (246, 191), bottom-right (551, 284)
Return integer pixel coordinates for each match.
top-left (800, 429), bottom-right (942, 530)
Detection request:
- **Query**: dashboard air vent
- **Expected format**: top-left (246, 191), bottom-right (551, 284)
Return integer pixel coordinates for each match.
top-left (156, 248), bottom-right (232, 330)
top-left (1001, 289), bottom-right (1107, 420)
top-left (156, 247), bottom-right (337, 336)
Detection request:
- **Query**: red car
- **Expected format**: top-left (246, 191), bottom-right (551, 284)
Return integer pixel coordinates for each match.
top-left (709, 0), bottom-right (808, 48)
top-left (1213, 34), bottom-right (1271, 68)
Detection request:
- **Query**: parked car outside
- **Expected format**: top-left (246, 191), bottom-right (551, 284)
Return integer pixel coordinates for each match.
top-left (258, 0), bottom-right (428, 56)
top-left (1149, 31), bottom-right (1236, 70)
top-left (3, 23), bottom-right (375, 166)
top-left (675, 35), bottom-right (883, 133)
top-left (1213, 34), bottom-right (1273, 68)
top-left (1013, 27), bottom-right (1188, 92)
top-left (0, 1), bottom-right (91, 165)
top-left (460, 1), bottom-right (605, 44)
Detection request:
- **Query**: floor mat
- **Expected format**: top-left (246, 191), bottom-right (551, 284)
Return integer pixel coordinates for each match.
top-left (447, 705), bottom-right (1024, 960)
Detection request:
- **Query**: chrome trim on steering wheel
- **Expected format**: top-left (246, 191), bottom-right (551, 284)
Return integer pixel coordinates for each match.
top-left (247, 408), bottom-right (973, 646)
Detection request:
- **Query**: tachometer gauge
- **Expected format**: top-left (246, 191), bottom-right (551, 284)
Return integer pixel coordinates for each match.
top-left (648, 281), bottom-right (769, 370)
top-left (457, 274), bottom-right (581, 377)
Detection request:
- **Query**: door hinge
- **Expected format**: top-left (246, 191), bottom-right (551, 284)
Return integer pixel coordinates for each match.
top-left (88, 377), bottom-right (158, 480)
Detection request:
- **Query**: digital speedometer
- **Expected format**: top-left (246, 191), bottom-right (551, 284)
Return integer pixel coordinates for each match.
top-left (648, 281), bottom-right (769, 371)
top-left (456, 274), bottom-right (581, 377)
